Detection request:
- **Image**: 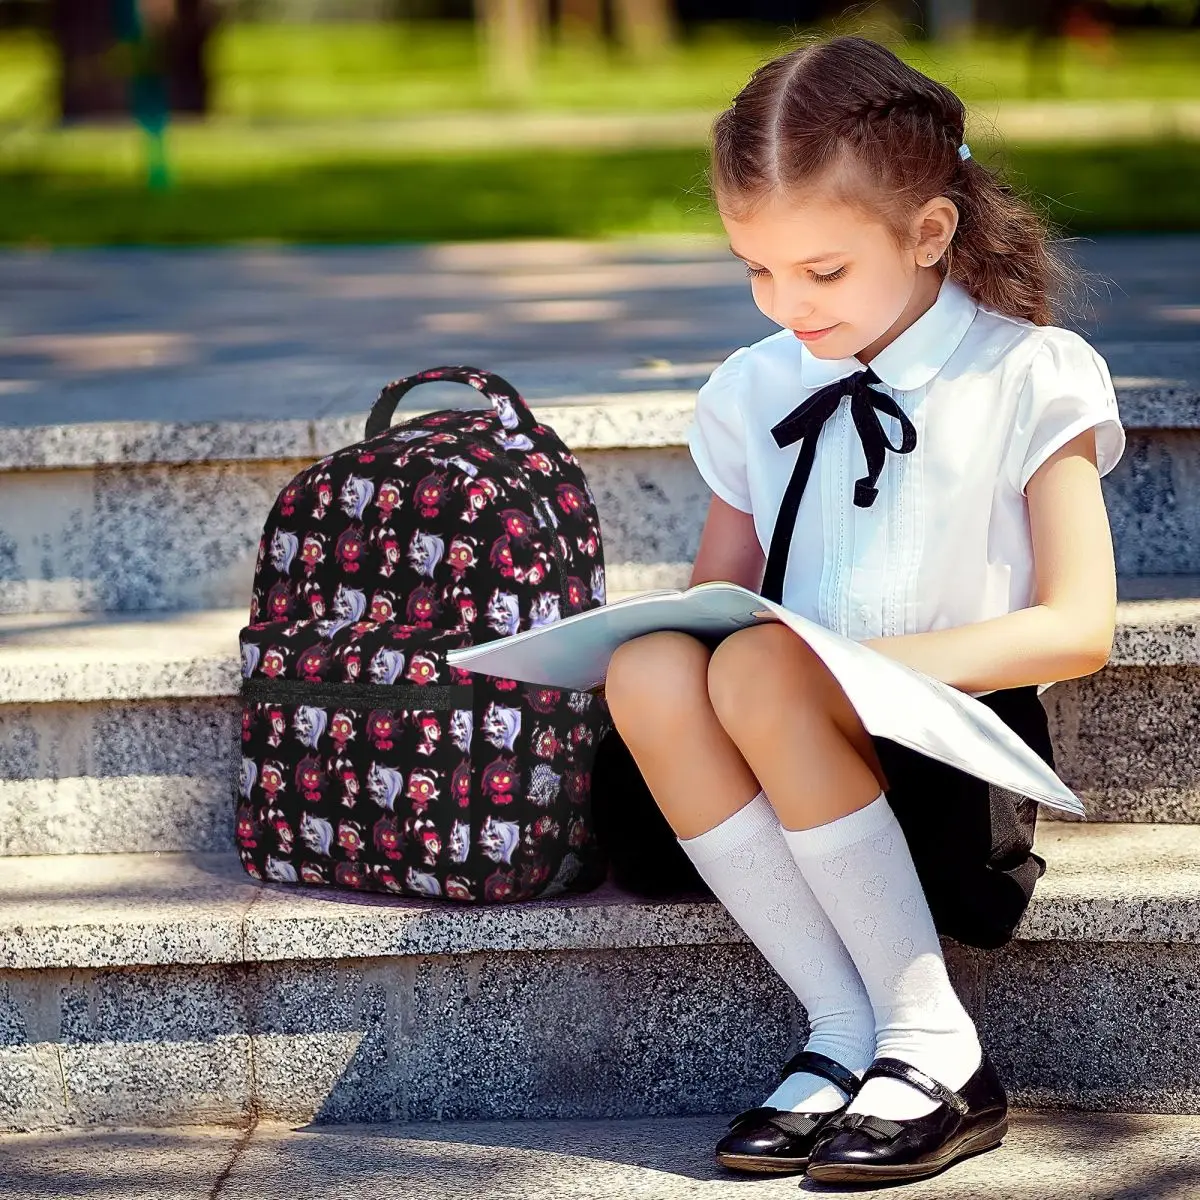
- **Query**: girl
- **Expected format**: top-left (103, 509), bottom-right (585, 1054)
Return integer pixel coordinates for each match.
top-left (603, 34), bottom-right (1125, 1188)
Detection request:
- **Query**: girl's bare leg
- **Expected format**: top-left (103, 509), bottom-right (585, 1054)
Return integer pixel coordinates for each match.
top-left (704, 622), bottom-right (889, 829)
top-left (604, 630), bottom-right (761, 839)
top-left (705, 622), bottom-right (984, 1125)
top-left (604, 628), bottom-right (879, 1122)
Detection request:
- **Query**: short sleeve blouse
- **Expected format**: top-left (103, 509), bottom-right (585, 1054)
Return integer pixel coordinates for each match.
top-left (681, 278), bottom-right (1127, 699)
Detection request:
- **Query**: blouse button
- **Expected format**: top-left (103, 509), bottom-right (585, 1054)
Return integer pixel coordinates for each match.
top-left (857, 604), bottom-right (871, 620)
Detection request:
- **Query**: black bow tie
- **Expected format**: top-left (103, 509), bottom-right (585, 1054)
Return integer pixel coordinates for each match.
top-left (760, 367), bottom-right (918, 604)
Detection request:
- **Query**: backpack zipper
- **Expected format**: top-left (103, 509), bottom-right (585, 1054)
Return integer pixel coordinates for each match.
top-left (240, 675), bottom-right (473, 708)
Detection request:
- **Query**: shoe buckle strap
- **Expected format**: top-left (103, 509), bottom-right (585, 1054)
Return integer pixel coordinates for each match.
top-left (776, 1049), bottom-right (861, 1099)
top-left (823, 1110), bottom-right (905, 1142)
top-left (862, 1057), bottom-right (970, 1116)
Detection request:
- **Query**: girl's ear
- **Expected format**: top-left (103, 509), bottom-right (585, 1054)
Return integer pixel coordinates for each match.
top-left (912, 196), bottom-right (960, 267)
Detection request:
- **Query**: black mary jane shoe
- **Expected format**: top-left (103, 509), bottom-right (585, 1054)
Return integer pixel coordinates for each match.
top-left (714, 1049), bottom-right (863, 1175)
top-left (803, 1049), bottom-right (1009, 1185)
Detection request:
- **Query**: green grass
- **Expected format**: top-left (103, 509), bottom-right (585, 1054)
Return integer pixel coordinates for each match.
top-left (1, 138), bottom-right (1197, 247)
top-left (2, 21), bottom-right (1198, 245)
top-left (3, 22), bottom-right (1200, 126)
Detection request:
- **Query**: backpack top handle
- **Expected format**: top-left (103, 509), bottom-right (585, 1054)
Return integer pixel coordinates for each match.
top-left (364, 365), bottom-right (539, 440)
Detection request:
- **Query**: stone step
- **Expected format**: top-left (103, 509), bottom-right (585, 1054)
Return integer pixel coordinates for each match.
top-left (2, 1110), bottom-right (1198, 1198)
top-left (0, 364), bottom-right (1198, 614)
top-left (1, 586), bottom-right (1199, 858)
top-left (1, 823), bottom-right (1199, 1133)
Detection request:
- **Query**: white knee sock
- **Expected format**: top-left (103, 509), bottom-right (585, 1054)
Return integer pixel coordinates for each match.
top-left (780, 792), bottom-right (982, 1121)
top-left (676, 790), bottom-right (875, 1114)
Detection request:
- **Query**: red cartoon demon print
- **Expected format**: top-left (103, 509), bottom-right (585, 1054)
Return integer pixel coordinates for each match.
top-left (374, 814), bottom-right (402, 860)
top-left (406, 769), bottom-right (438, 814)
top-left (300, 533), bottom-right (326, 575)
top-left (405, 583), bottom-right (439, 627)
top-left (555, 482), bottom-right (587, 518)
top-left (329, 710), bottom-right (356, 749)
top-left (295, 754), bottom-right (326, 802)
top-left (297, 645), bottom-right (329, 682)
top-left (279, 481), bottom-right (302, 517)
top-left (337, 819), bottom-right (364, 860)
top-left (366, 710), bottom-right (396, 750)
top-left (267, 582), bottom-right (292, 621)
top-left (335, 526), bottom-right (364, 573)
top-left (451, 759), bottom-right (471, 809)
top-left (446, 535), bottom-right (478, 578)
top-left (405, 652), bottom-right (438, 686)
top-left (481, 757), bottom-right (517, 805)
top-left (414, 471), bottom-right (448, 518)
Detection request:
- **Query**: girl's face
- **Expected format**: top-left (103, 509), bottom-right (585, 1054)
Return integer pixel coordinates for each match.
top-left (721, 184), bottom-right (954, 364)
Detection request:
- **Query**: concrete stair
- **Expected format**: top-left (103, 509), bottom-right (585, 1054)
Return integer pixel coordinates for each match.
top-left (2, 823), bottom-right (1199, 1133)
top-left (1, 587), bottom-right (1200, 861)
top-left (2, 238), bottom-right (1200, 1164)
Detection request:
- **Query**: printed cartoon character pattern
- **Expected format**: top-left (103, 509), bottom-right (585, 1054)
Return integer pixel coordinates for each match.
top-left (233, 366), bottom-right (612, 903)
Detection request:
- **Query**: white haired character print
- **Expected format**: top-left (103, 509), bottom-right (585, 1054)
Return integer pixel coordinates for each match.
top-left (240, 643), bottom-right (260, 679)
top-left (449, 708), bottom-right (473, 754)
top-left (270, 528), bottom-right (299, 575)
top-left (293, 705), bottom-right (328, 750)
top-left (408, 529), bottom-right (444, 578)
top-left (448, 819), bottom-right (471, 864)
top-left (479, 815), bottom-right (521, 864)
top-left (368, 646), bottom-right (405, 685)
top-left (299, 812), bottom-right (335, 858)
top-left (481, 702), bottom-right (521, 752)
top-left (486, 590), bottom-right (520, 637)
top-left (367, 762), bottom-right (404, 812)
top-left (529, 592), bottom-right (561, 629)
top-left (339, 474), bottom-right (375, 520)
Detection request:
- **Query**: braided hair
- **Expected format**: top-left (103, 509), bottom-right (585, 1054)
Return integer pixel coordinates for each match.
top-left (710, 35), bottom-right (1073, 326)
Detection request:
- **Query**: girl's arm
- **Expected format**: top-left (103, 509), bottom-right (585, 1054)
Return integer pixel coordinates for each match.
top-left (689, 494), bottom-right (766, 592)
top-left (861, 429), bottom-right (1116, 693)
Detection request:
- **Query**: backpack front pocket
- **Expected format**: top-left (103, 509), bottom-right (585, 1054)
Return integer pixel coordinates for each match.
top-left (234, 620), bottom-right (479, 899)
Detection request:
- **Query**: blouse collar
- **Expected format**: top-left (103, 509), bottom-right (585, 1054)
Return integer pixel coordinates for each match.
top-left (798, 278), bottom-right (978, 393)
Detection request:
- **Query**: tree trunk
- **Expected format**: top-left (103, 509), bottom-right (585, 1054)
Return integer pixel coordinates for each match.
top-left (477, 0), bottom-right (544, 99)
top-left (51, 0), bottom-right (216, 122)
top-left (558, 0), bottom-right (604, 47)
top-left (52, 0), bottom-right (124, 121)
top-left (611, 0), bottom-right (677, 62)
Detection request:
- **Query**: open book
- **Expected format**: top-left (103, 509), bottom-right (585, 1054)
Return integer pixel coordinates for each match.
top-left (446, 581), bottom-right (1084, 817)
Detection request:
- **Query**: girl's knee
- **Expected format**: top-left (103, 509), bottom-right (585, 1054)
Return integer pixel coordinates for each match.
top-left (707, 624), bottom-right (817, 723)
top-left (605, 631), bottom-right (710, 724)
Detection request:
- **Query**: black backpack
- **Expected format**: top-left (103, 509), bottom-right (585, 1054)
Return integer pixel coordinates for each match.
top-left (233, 366), bottom-right (613, 903)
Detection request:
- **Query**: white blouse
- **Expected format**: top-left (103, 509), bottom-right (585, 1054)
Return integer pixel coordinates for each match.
top-left (685, 278), bottom-right (1127, 698)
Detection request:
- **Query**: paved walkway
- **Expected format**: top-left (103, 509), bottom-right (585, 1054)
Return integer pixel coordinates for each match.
top-left (0, 234), bottom-right (1196, 429)
top-left (2, 1109), bottom-right (1200, 1199)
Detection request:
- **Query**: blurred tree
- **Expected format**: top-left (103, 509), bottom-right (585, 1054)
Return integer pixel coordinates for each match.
top-left (557, 0), bottom-right (604, 47)
top-left (612, 0), bottom-right (677, 60)
top-left (476, 0), bottom-right (547, 99)
top-left (51, 0), bottom-right (216, 121)
top-left (53, 0), bottom-right (125, 119)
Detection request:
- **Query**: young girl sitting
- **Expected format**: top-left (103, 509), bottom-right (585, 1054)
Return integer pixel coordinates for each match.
top-left (603, 33), bottom-right (1125, 1188)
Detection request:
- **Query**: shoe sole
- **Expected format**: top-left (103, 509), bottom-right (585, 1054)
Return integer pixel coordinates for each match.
top-left (715, 1150), bottom-right (810, 1175)
top-left (804, 1114), bottom-right (1008, 1184)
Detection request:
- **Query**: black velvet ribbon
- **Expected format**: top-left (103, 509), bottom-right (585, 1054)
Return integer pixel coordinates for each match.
top-left (760, 367), bottom-right (918, 604)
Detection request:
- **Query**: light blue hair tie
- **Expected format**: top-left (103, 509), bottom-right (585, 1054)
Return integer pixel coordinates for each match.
top-left (958, 142), bottom-right (972, 161)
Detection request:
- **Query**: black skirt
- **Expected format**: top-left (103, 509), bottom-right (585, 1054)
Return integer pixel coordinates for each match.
top-left (590, 683), bottom-right (1052, 952)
